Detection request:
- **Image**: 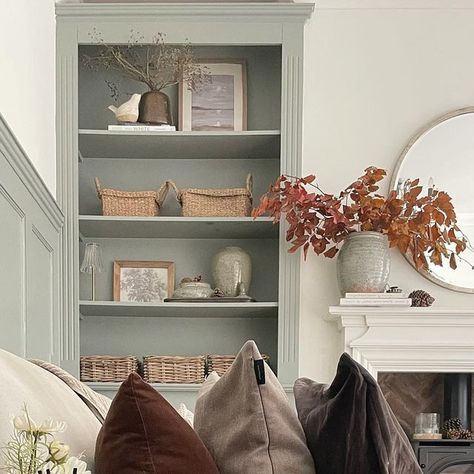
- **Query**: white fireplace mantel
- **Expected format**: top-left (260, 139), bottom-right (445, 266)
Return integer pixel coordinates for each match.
top-left (327, 306), bottom-right (474, 377)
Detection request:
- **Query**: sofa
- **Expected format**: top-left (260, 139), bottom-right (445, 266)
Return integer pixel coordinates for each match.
top-left (0, 343), bottom-right (422, 474)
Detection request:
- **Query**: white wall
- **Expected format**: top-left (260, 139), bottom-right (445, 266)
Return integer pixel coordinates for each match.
top-left (0, 0), bottom-right (56, 195)
top-left (300, 0), bottom-right (474, 383)
top-left (2, 0), bottom-right (474, 381)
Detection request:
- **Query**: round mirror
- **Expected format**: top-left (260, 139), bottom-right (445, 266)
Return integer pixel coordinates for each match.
top-left (391, 107), bottom-right (474, 293)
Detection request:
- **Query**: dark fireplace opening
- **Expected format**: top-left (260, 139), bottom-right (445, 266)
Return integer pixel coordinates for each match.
top-left (444, 374), bottom-right (472, 431)
top-left (378, 372), bottom-right (474, 473)
top-left (413, 373), bottom-right (474, 474)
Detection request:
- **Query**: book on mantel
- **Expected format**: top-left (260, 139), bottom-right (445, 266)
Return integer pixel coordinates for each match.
top-left (340, 292), bottom-right (412, 307)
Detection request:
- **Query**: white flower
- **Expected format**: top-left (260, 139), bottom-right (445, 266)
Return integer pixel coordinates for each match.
top-left (49, 441), bottom-right (70, 464)
top-left (44, 457), bottom-right (90, 474)
top-left (13, 412), bottom-right (66, 434)
top-left (62, 457), bottom-right (91, 474)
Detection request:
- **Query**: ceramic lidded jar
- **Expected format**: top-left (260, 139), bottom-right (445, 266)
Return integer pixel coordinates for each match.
top-left (336, 231), bottom-right (390, 295)
top-left (172, 281), bottom-right (214, 299)
top-left (212, 247), bottom-right (252, 297)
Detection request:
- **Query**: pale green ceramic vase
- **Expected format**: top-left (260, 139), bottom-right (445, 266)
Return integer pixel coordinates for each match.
top-left (336, 231), bottom-right (390, 296)
top-left (212, 246), bottom-right (252, 297)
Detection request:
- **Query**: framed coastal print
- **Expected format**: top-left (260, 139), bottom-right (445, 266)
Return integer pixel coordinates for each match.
top-left (180, 60), bottom-right (247, 131)
top-left (113, 260), bottom-right (175, 303)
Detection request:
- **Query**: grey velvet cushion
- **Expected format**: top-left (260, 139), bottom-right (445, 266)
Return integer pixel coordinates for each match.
top-left (194, 340), bottom-right (316, 474)
top-left (294, 353), bottom-right (422, 474)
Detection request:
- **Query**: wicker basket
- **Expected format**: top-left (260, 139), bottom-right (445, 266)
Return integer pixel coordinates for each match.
top-left (95, 178), bottom-right (169, 217)
top-left (167, 174), bottom-right (252, 217)
top-left (80, 355), bottom-right (139, 382)
top-left (143, 355), bottom-right (206, 384)
top-left (207, 353), bottom-right (270, 377)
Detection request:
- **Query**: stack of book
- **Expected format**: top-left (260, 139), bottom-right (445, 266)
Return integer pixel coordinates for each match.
top-left (108, 124), bottom-right (176, 132)
top-left (340, 292), bottom-right (412, 307)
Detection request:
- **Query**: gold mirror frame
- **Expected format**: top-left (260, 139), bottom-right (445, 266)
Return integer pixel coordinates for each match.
top-left (390, 107), bottom-right (474, 294)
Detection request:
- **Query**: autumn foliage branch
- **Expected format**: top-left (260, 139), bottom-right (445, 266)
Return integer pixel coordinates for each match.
top-left (252, 167), bottom-right (472, 270)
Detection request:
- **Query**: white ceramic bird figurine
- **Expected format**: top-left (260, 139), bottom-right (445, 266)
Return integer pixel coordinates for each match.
top-left (108, 93), bottom-right (141, 123)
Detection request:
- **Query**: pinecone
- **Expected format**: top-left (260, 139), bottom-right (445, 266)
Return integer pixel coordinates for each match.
top-left (459, 429), bottom-right (474, 440)
top-left (442, 418), bottom-right (463, 437)
top-left (409, 289), bottom-right (435, 307)
top-left (446, 429), bottom-right (461, 439)
top-left (446, 428), bottom-right (473, 440)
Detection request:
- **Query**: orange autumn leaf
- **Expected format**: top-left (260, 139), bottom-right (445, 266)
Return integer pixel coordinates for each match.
top-left (324, 246), bottom-right (338, 258)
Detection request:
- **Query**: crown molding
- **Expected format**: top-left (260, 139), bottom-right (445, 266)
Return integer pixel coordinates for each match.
top-left (0, 115), bottom-right (63, 231)
top-left (56, 2), bottom-right (315, 21)
top-left (316, 0), bottom-right (474, 10)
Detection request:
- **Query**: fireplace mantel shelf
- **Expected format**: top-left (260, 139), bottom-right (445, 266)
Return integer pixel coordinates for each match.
top-left (328, 306), bottom-right (474, 328)
top-left (327, 306), bottom-right (474, 376)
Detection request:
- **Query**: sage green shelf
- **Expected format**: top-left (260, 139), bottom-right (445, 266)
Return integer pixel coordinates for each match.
top-left (78, 129), bottom-right (281, 160)
top-left (79, 301), bottom-right (278, 318)
top-left (85, 381), bottom-right (202, 392)
top-left (79, 215), bottom-right (278, 239)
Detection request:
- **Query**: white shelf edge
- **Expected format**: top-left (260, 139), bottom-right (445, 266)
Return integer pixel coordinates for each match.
top-left (78, 215), bottom-right (274, 223)
top-left (78, 215), bottom-right (279, 240)
top-left (80, 301), bottom-right (278, 308)
top-left (328, 305), bottom-right (474, 316)
top-left (79, 129), bottom-right (281, 137)
top-left (79, 301), bottom-right (279, 319)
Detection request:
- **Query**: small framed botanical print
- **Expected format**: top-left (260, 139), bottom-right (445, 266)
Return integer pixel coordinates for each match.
top-left (179, 60), bottom-right (247, 131)
top-left (113, 260), bottom-right (175, 303)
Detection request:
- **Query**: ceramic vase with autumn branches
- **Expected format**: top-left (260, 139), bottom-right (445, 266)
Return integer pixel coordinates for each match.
top-left (252, 167), bottom-right (471, 295)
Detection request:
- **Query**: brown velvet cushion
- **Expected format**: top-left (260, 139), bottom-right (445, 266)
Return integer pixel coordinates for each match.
top-left (294, 353), bottom-right (422, 474)
top-left (95, 372), bottom-right (219, 474)
top-left (194, 340), bottom-right (316, 474)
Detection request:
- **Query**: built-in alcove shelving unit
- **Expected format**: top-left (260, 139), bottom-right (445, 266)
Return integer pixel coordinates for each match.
top-left (56, 2), bottom-right (313, 405)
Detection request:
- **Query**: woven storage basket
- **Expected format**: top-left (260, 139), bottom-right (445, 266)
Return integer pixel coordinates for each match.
top-left (207, 353), bottom-right (270, 377)
top-left (143, 355), bottom-right (206, 384)
top-left (80, 355), bottom-right (139, 382)
top-left (168, 174), bottom-right (252, 217)
top-left (95, 178), bottom-right (168, 217)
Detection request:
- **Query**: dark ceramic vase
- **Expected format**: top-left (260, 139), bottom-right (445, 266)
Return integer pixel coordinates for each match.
top-left (138, 90), bottom-right (172, 125)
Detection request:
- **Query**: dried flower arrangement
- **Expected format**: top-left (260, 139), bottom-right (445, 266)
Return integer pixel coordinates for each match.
top-left (2, 406), bottom-right (90, 474)
top-left (252, 167), bottom-right (473, 271)
top-left (83, 30), bottom-right (208, 100)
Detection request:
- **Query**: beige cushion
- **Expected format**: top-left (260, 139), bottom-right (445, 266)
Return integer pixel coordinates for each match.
top-left (0, 349), bottom-right (101, 469)
top-left (194, 340), bottom-right (316, 474)
top-left (29, 358), bottom-right (111, 423)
